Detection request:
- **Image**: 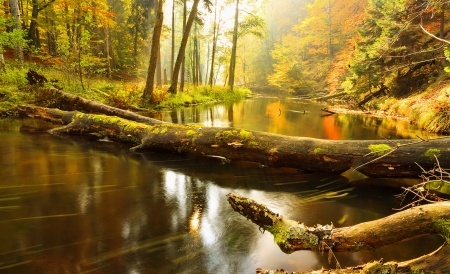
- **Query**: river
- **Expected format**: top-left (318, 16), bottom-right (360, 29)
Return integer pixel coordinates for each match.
top-left (0, 97), bottom-right (444, 273)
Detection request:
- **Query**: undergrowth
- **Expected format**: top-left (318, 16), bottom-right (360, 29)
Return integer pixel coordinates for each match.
top-left (0, 61), bottom-right (252, 113)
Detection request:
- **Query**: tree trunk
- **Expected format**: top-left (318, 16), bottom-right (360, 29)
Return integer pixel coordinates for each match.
top-left (168, 0), bottom-right (201, 94)
top-left (227, 192), bottom-right (450, 273)
top-left (0, 53), bottom-right (5, 71)
top-left (208, 0), bottom-right (218, 87)
top-left (16, 91), bottom-right (450, 178)
top-left (28, 0), bottom-right (41, 48)
top-left (228, 0), bottom-right (239, 90)
top-left (180, 0), bottom-right (187, 92)
top-left (25, 87), bottom-right (163, 125)
top-left (104, 27), bottom-right (112, 79)
top-left (439, 10), bottom-right (446, 67)
top-left (9, 0), bottom-right (24, 62)
top-left (143, 0), bottom-right (164, 100)
top-left (171, 0), bottom-right (175, 79)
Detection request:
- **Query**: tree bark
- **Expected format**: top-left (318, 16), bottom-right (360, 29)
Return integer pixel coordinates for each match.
top-left (227, 192), bottom-right (450, 273)
top-left (29, 88), bottom-right (164, 125)
top-left (143, 0), bottom-right (164, 100)
top-left (16, 93), bottom-right (450, 178)
top-left (171, 0), bottom-right (175, 79)
top-left (168, 0), bottom-right (201, 94)
top-left (9, 0), bottom-right (24, 62)
top-left (228, 0), bottom-right (239, 90)
top-left (0, 53), bottom-right (5, 71)
top-left (180, 0), bottom-right (187, 92)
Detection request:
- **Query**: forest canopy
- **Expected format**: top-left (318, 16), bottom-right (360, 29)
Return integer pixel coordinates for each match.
top-left (1, 0), bottom-right (449, 102)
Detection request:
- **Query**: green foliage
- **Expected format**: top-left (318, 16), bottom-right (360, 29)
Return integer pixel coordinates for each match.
top-left (0, 17), bottom-right (28, 54)
top-left (344, 0), bottom-right (444, 96)
top-left (157, 85), bottom-right (251, 109)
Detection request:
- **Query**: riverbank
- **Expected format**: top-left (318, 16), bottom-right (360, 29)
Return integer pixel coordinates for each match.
top-left (0, 64), bottom-right (251, 115)
top-left (317, 79), bottom-right (450, 135)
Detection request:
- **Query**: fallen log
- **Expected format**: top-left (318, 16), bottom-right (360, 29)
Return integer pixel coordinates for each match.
top-left (227, 192), bottom-right (450, 273)
top-left (16, 105), bottom-right (450, 178)
top-left (47, 88), bottom-right (165, 125)
top-left (312, 91), bottom-right (347, 102)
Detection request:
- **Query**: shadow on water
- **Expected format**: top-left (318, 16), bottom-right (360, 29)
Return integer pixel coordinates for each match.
top-left (0, 98), bottom-right (445, 273)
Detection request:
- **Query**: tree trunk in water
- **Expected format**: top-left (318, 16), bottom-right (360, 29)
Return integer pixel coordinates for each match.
top-left (228, 0), bottom-right (239, 90)
top-left (9, 0), bottom-right (24, 62)
top-left (16, 92), bottom-right (450, 177)
top-left (143, 0), bottom-right (164, 100)
top-left (227, 192), bottom-right (450, 273)
top-left (168, 0), bottom-right (201, 94)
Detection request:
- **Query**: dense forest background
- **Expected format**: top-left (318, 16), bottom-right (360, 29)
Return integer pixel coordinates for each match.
top-left (1, 0), bottom-right (449, 98)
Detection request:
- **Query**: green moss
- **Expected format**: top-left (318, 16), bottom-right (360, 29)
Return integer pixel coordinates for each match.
top-left (160, 127), bottom-right (168, 134)
top-left (266, 218), bottom-right (318, 254)
top-left (223, 130), bottom-right (234, 139)
top-left (314, 148), bottom-right (323, 154)
top-left (368, 144), bottom-right (392, 156)
top-left (248, 141), bottom-right (258, 146)
top-left (186, 130), bottom-right (196, 137)
top-left (239, 129), bottom-right (253, 140)
top-left (434, 218), bottom-right (450, 243)
top-left (425, 148), bottom-right (441, 159)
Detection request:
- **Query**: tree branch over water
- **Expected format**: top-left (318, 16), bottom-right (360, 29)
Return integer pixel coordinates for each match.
top-left (226, 192), bottom-right (450, 273)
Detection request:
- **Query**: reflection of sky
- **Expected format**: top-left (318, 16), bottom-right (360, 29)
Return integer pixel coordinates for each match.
top-left (164, 170), bottom-right (187, 231)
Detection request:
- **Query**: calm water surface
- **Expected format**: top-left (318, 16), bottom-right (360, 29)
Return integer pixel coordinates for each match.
top-left (0, 98), bottom-right (443, 273)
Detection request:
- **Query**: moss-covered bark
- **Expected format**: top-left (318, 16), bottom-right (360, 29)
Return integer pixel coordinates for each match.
top-left (17, 105), bottom-right (450, 178)
top-left (228, 193), bottom-right (450, 273)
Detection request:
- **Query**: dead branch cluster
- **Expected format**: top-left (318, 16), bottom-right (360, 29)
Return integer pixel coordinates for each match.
top-left (395, 155), bottom-right (450, 210)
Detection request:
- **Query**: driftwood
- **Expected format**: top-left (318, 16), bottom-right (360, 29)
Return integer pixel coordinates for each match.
top-left (17, 102), bottom-right (450, 178)
top-left (227, 192), bottom-right (450, 273)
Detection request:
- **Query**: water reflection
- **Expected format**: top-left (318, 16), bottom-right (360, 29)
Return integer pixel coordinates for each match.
top-left (154, 97), bottom-right (436, 139)
top-left (0, 111), bottom-right (444, 273)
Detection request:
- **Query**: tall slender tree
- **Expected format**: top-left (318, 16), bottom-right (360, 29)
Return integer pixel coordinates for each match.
top-left (171, 0), bottom-right (175, 79)
top-left (9, 0), bottom-right (23, 62)
top-left (168, 0), bottom-right (201, 94)
top-left (143, 0), bottom-right (164, 99)
top-left (208, 0), bottom-right (219, 87)
top-left (180, 0), bottom-right (187, 92)
top-left (228, 0), bottom-right (239, 90)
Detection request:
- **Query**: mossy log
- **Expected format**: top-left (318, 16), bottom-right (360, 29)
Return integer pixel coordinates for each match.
top-left (17, 105), bottom-right (450, 178)
top-left (44, 88), bottom-right (164, 125)
top-left (227, 192), bottom-right (450, 273)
